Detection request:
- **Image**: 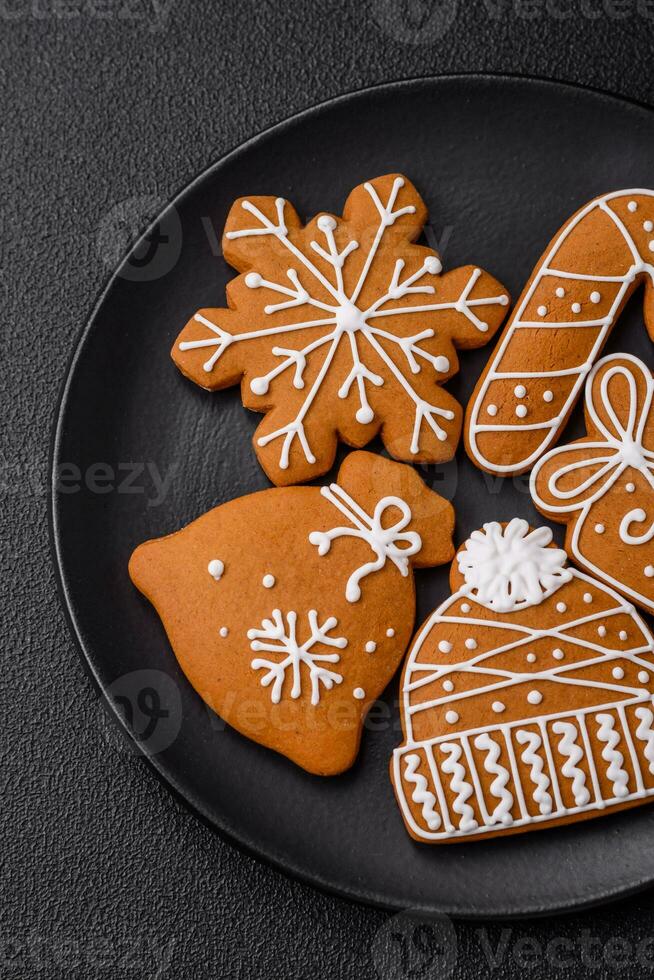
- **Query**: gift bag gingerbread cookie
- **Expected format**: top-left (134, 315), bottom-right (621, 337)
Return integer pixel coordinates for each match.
top-left (129, 452), bottom-right (455, 775)
top-left (392, 519), bottom-right (654, 843)
top-left (531, 353), bottom-right (654, 616)
top-left (465, 189), bottom-right (654, 475)
top-left (174, 174), bottom-right (509, 486)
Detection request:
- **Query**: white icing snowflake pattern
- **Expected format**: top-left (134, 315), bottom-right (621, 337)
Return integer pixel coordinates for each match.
top-left (175, 174), bottom-right (509, 483)
top-left (248, 609), bottom-right (348, 705)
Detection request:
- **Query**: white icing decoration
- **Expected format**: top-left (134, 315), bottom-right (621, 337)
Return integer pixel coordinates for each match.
top-left (596, 713), bottom-right (629, 797)
top-left (474, 733), bottom-right (514, 825)
top-left (353, 688), bottom-right (366, 700)
top-left (556, 287), bottom-right (566, 298)
top-left (557, 602), bottom-right (567, 613)
top-left (598, 625), bottom-right (607, 637)
top-left (440, 742), bottom-right (478, 832)
top-left (468, 189), bottom-right (654, 475)
top-left (461, 603), bottom-right (471, 613)
top-left (527, 653), bottom-right (537, 663)
top-left (572, 302), bottom-right (582, 314)
top-left (515, 384), bottom-right (527, 398)
top-left (612, 666), bottom-right (624, 679)
top-left (516, 405), bottom-right (528, 419)
top-left (487, 404), bottom-right (498, 417)
top-left (438, 640), bottom-right (452, 654)
top-left (552, 721), bottom-right (590, 806)
top-left (182, 178), bottom-right (508, 472)
top-left (492, 701), bottom-right (505, 714)
top-left (553, 649), bottom-right (565, 660)
top-left (584, 593), bottom-right (593, 603)
top-left (456, 518), bottom-right (571, 612)
top-left (591, 291), bottom-right (602, 304)
top-left (628, 201), bottom-right (638, 212)
top-left (219, 627), bottom-right (229, 638)
top-left (262, 574), bottom-right (276, 589)
top-left (530, 354), bottom-right (654, 614)
top-left (465, 638), bottom-right (477, 650)
top-left (393, 557), bottom-right (654, 840)
top-left (620, 631), bottom-right (628, 641)
top-left (516, 730), bottom-right (553, 814)
top-left (626, 482), bottom-right (636, 492)
top-left (404, 754), bottom-right (441, 830)
top-left (543, 390), bottom-right (554, 402)
top-left (309, 482), bottom-right (421, 602)
top-left (365, 641), bottom-right (377, 653)
top-left (208, 559), bottom-right (224, 580)
top-left (249, 609), bottom-right (346, 705)
top-left (645, 221), bottom-right (654, 233)
top-left (445, 710), bottom-right (459, 724)
top-left (646, 566), bottom-right (654, 578)
top-left (528, 690), bottom-right (543, 705)
top-left (387, 628), bottom-right (395, 637)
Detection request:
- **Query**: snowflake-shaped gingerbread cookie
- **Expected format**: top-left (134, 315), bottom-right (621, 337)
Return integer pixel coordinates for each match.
top-left (173, 174), bottom-right (510, 485)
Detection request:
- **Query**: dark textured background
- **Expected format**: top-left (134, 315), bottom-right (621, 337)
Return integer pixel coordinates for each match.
top-left (4, 2), bottom-right (654, 977)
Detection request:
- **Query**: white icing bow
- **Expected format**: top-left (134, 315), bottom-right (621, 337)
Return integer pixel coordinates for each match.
top-left (309, 484), bottom-right (422, 602)
top-left (531, 354), bottom-right (654, 518)
top-left (457, 518), bottom-right (571, 613)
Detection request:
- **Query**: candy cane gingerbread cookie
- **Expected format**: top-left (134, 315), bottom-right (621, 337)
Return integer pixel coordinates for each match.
top-left (465, 190), bottom-right (654, 475)
top-left (392, 520), bottom-right (654, 843)
top-left (174, 174), bottom-right (509, 486)
top-left (531, 353), bottom-right (654, 616)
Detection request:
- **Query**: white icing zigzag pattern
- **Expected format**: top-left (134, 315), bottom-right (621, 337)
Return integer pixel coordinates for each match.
top-left (468, 189), bottom-right (654, 474)
top-left (403, 754), bottom-right (441, 831)
top-left (179, 177), bottom-right (509, 472)
top-left (552, 721), bottom-right (590, 806)
top-left (248, 609), bottom-right (347, 705)
top-left (516, 729), bottom-right (553, 815)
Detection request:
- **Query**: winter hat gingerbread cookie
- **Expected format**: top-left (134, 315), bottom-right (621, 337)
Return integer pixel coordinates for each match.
top-left (129, 452), bottom-right (454, 776)
top-left (392, 519), bottom-right (654, 843)
top-left (465, 189), bottom-right (654, 475)
top-left (531, 353), bottom-right (654, 616)
top-left (173, 174), bottom-right (509, 486)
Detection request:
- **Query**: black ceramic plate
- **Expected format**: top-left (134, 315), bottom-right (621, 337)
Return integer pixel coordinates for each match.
top-left (51, 76), bottom-right (654, 917)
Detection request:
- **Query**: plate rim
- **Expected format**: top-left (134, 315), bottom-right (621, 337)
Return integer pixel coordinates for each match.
top-left (49, 72), bottom-right (654, 920)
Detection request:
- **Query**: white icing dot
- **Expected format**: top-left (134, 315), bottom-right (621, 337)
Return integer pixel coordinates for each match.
top-left (556, 602), bottom-right (567, 613)
top-left (443, 680), bottom-right (454, 692)
top-left (649, 241), bottom-right (654, 253)
top-left (317, 214), bottom-right (337, 232)
top-left (639, 671), bottom-right (650, 684)
top-left (555, 287), bottom-right (566, 299)
top-left (245, 272), bottom-right (262, 288)
top-left (219, 626), bottom-right (229, 638)
top-left (365, 641), bottom-right (377, 654)
top-left (543, 390), bottom-right (554, 403)
top-left (434, 355), bottom-right (450, 373)
top-left (553, 648), bottom-right (565, 660)
top-left (528, 690), bottom-right (543, 705)
top-left (646, 566), bottom-right (654, 578)
top-left (492, 701), bottom-right (505, 714)
top-left (487, 404), bottom-right (498, 417)
top-left (612, 666), bottom-right (625, 680)
top-left (590, 291), bottom-right (601, 304)
top-left (465, 638), bottom-right (478, 650)
top-left (598, 625), bottom-right (607, 638)
top-left (514, 384), bottom-right (527, 398)
top-left (571, 302), bottom-right (582, 314)
top-left (424, 255), bottom-right (442, 274)
top-left (626, 483), bottom-right (636, 493)
top-left (445, 710), bottom-right (459, 724)
top-left (438, 640), bottom-right (452, 654)
top-left (595, 523), bottom-right (605, 534)
top-left (537, 305), bottom-right (548, 317)
top-left (461, 603), bottom-right (471, 613)
top-left (208, 559), bottom-right (224, 581)
top-left (499, 294), bottom-right (510, 306)
top-left (356, 406), bottom-right (375, 425)
top-left (628, 200), bottom-right (638, 212)
top-left (645, 220), bottom-right (654, 233)
top-left (619, 630), bottom-right (628, 641)
top-left (527, 653), bottom-right (537, 663)
top-left (250, 377), bottom-right (269, 396)
top-left (386, 628), bottom-right (395, 638)
top-left (262, 574), bottom-right (276, 588)
top-left (584, 593), bottom-right (593, 603)
top-left (516, 405), bottom-right (528, 419)
top-left (353, 688), bottom-right (366, 700)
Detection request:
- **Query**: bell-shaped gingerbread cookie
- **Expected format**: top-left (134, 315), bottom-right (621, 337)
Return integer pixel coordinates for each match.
top-left (130, 451), bottom-right (454, 775)
top-left (392, 519), bottom-right (654, 842)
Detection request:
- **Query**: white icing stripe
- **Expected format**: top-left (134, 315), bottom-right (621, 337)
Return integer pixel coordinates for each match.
top-left (309, 483), bottom-right (421, 602)
top-left (516, 730), bottom-right (553, 815)
top-left (530, 353), bottom-right (654, 614)
top-left (596, 713), bottom-right (630, 798)
top-left (440, 742), bottom-right (478, 832)
top-left (467, 189), bottom-right (654, 473)
top-left (551, 721), bottom-right (590, 806)
top-left (184, 178), bottom-right (509, 473)
top-left (248, 609), bottom-right (347, 705)
top-left (635, 707), bottom-right (654, 775)
top-left (403, 754), bottom-right (441, 830)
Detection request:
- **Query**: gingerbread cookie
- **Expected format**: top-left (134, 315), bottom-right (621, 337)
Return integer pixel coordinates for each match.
top-left (173, 174), bottom-right (509, 486)
top-left (531, 353), bottom-right (654, 616)
top-left (465, 189), bottom-right (654, 476)
top-left (392, 519), bottom-right (654, 843)
top-left (129, 451), bottom-right (454, 775)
